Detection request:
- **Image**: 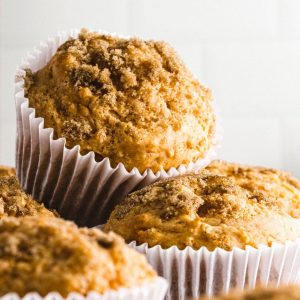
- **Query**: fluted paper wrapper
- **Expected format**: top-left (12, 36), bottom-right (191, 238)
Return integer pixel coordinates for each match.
top-left (0, 277), bottom-right (168, 300)
top-left (130, 240), bottom-right (300, 300)
top-left (15, 29), bottom-right (221, 227)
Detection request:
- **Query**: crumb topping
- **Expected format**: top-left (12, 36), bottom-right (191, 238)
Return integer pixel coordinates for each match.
top-left (0, 166), bottom-right (15, 178)
top-left (205, 160), bottom-right (300, 218)
top-left (105, 173), bottom-right (300, 251)
top-left (25, 29), bottom-right (215, 172)
top-left (0, 175), bottom-right (56, 218)
top-left (113, 174), bottom-right (275, 221)
top-left (0, 217), bottom-right (156, 297)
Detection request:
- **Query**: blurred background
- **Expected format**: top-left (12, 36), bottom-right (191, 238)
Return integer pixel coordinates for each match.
top-left (1, 0), bottom-right (300, 176)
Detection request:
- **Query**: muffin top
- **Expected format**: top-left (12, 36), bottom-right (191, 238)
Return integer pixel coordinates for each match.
top-left (209, 285), bottom-right (300, 300)
top-left (0, 216), bottom-right (156, 297)
top-left (205, 160), bottom-right (300, 218)
top-left (0, 166), bottom-right (16, 178)
top-left (105, 173), bottom-right (300, 251)
top-left (0, 172), bottom-right (56, 218)
top-left (25, 29), bottom-right (215, 173)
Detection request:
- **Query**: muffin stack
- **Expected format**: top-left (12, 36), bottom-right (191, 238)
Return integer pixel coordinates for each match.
top-left (9, 28), bottom-right (300, 299)
top-left (17, 29), bottom-right (217, 227)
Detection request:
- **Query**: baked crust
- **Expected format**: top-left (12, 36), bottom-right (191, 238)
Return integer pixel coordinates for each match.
top-left (205, 160), bottom-right (300, 218)
top-left (105, 173), bottom-right (300, 250)
top-left (0, 170), bottom-right (56, 218)
top-left (0, 217), bottom-right (156, 296)
top-left (209, 285), bottom-right (300, 299)
top-left (25, 29), bottom-right (215, 172)
top-left (0, 166), bottom-right (15, 178)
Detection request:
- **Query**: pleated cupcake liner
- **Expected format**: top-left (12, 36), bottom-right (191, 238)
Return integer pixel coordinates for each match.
top-left (129, 240), bottom-right (300, 300)
top-left (0, 276), bottom-right (168, 300)
top-left (15, 28), bottom-right (222, 227)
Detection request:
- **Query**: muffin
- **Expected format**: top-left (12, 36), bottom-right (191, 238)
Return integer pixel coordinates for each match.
top-left (105, 173), bottom-right (300, 250)
top-left (0, 171), bottom-right (56, 218)
top-left (205, 160), bottom-right (300, 218)
top-left (16, 29), bottom-right (218, 226)
top-left (105, 173), bottom-right (300, 299)
top-left (25, 29), bottom-right (215, 173)
top-left (209, 285), bottom-right (300, 300)
top-left (0, 166), bottom-right (16, 178)
top-left (0, 216), bottom-right (162, 298)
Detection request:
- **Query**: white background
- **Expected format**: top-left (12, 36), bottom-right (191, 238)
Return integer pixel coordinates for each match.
top-left (1, 0), bottom-right (300, 176)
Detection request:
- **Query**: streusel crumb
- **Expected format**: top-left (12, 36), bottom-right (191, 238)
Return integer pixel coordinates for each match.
top-left (0, 169), bottom-right (56, 218)
top-left (0, 166), bottom-right (15, 178)
top-left (25, 29), bottom-right (215, 172)
top-left (0, 217), bottom-right (156, 297)
top-left (105, 173), bottom-right (300, 250)
top-left (205, 160), bottom-right (300, 218)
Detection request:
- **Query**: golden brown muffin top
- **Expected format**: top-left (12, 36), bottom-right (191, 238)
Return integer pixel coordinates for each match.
top-left (209, 285), bottom-right (300, 299)
top-left (0, 166), bottom-right (16, 178)
top-left (105, 173), bottom-right (300, 251)
top-left (205, 160), bottom-right (300, 218)
top-left (0, 216), bottom-right (156, 297)
top-left (25, 29), bottom-right (215, 172)
top-left (0, 174), bottom-right (56, 218)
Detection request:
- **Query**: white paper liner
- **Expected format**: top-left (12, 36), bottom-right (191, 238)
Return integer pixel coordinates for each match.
top-left (129, 240), bottom-right (300, 300)
top-left (0, 276), bottom-right (168, 300)
top-left (15, 29), bottom-right (222, 227)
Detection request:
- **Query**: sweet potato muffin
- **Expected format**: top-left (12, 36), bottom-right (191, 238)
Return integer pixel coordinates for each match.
top-left (25, 29), bottom-right (216, 172)
top-left (105, 173), bottom-right (300, 251)
top-left (0, 173), bottom-right (55, 218)
top-left (205, 160), bottom-right (300, 218)
top-left (209, 285), bottom-right (300, 299)
top-left (0, 166), bottom-right (15, 178)
top-left (0, 216), bottom-right (156, 297)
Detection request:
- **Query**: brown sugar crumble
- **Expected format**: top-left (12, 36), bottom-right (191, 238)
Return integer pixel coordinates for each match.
top-left (0, 166), bottom-right (15, 178)
top-left (105, 172), bottom-right (300, 251)
top-left (0, 217), bottom-right (156, 297)
top-left (25, 29), bottom-right (216, 172)
top-left (205, 160), bottom-right (300, 218)
top-left (0, 166), bottom-right (56, 218)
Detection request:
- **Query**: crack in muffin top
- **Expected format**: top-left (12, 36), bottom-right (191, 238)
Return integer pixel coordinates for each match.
top-left (25, 29), bottom-right (215, 172)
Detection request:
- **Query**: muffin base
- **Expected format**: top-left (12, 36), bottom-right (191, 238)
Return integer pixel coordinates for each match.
top-left (15, 29), bottom-right (221, 227)
top-left (130, 240), bottom-right (300, 300)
